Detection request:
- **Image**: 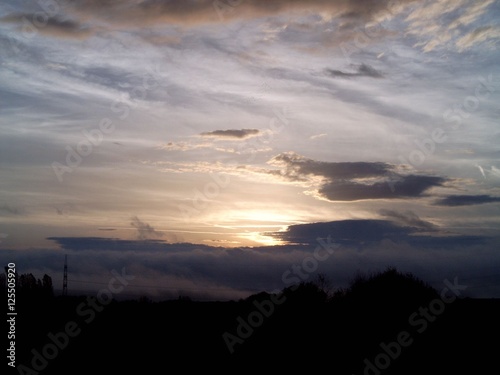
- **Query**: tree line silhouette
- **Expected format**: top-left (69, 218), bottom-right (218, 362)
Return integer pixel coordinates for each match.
top-left (2, 267), bottom-right (499, 374)
top-left (2, 269), bottom-right (54, 299)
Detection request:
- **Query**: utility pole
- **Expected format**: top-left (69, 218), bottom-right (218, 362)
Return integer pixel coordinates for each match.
top-left (63, 254), bottom-right (68, 297)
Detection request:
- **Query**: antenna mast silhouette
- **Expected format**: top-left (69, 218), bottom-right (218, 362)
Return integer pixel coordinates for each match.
top-left (63, 254), bottom-right (68, 297)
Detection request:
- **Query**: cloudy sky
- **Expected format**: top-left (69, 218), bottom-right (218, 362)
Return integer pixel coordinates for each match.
top-left (1, 0), bottom-right (499, 300)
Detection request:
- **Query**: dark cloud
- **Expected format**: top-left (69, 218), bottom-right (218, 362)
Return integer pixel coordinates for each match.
top-left (320, 175), bottom-right (444, 201)
top-left (434, 195), bottom-right (500, 207)
top-left (42, 17), bottom-right (91, 38)
top-left (130, 216), bottom-right (164, 240)
top-left (0, 14), bottom-right (92, 39)
top-left (269, 220), bottom-right (412, 246)
top-left (269, 152), bottom-right (390, 180)
top-left (200, 129), bottom-right (260, 139)
top-left (268, 152), bottom-right (445, 201)
top-left (268, 220), bottom-right (487, 249)
top-left (378, 209), bottom-right (437, 231)
top-left (326, 64), bottom-right (384, 79)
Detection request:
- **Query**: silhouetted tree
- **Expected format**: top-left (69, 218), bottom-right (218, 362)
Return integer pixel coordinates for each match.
top-left (16, 272), bottom-right (54, 300)
top-left (18, 273), bottom-right (37, 292)
top-left (139, 295), bottom-right (152, 304)
top-left (344, 266), bottom-right (439, 304)
top-left (0, 272), bottom-right (5, 291)
top-left (42, 274), bottom-right (54, 297)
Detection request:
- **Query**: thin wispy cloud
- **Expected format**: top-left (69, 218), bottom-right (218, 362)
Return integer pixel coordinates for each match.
top-left (406, 0), bottom-right (498, 51)
top-left (158, 141), bottom-right (216, 152)
top-left (0, 204), bottom-right (24, 216)
top-left (131, 216), bottom-right (164, 240)
top-left (456, 26), bottom-right (500, 51)
top-left (378, 209), bottom-right (437, 231)
top-left (310, 133), bottom-right (327, 140)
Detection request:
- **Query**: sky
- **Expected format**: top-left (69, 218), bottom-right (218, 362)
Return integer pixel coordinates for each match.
top-left (0, 0), bottom-right (499, 300)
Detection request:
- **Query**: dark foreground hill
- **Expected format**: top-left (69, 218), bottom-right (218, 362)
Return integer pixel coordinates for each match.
top-left (6, 268), bottom-right (500, 374)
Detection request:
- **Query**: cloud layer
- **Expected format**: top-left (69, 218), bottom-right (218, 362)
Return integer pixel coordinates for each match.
top-left (61, 0), bottom-right (416, 26)
top-left (3, 217), bottom-right (498, 300)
